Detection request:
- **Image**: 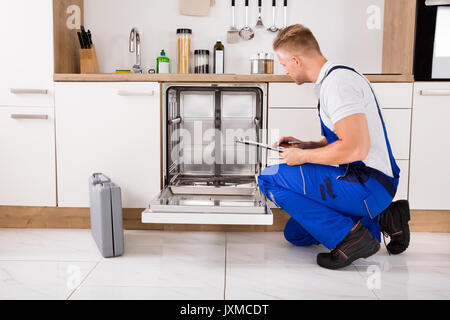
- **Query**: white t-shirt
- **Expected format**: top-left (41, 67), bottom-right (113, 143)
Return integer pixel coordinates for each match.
top-left (314, 61), bottom-right (394, 178)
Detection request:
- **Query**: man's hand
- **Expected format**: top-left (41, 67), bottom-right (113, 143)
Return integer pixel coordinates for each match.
top-left (280, 147), bottom-right (309, 166)
top-left (274, 136), bottom-right (308, 149)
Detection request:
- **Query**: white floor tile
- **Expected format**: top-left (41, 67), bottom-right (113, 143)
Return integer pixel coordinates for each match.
top-left (70, 285), bottom-right (224, 300)
top-left (75, 231), bottom-right (226, 298)
top-left (0, 260), bottom-right (97, 300)
top-left (0, 228), bottom-right (101, 262)
top-left (226, 232), bottom-right (323, 266)
top-left (1, 228), bottom-right (449, 300)
top-left (225, 264), bottom-right (377, 300)
top-left (354, 264), bottom-right (450, 300)
top-left (353, 232), bottom-right (450, 267)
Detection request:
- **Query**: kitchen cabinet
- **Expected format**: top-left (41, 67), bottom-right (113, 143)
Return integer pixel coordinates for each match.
top-left (54, 82), bottom-right (161, 208)
top-left (409, 82), bottom-right (450, 210)
top-left (0, 107), bottom-right (56, 206)
top-left (268, 82), bottom-right (413, 203)
top-left (0, 0), bottom-right (54, 107)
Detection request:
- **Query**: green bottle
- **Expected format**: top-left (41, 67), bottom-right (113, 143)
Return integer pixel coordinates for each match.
top-left (157, 50), bottom-right (170, 74)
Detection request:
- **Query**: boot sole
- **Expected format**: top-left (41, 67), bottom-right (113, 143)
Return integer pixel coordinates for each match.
top-left (390, 200), bottom-right (411, 254)
top-left (318, 240), bottom-right (380, 270)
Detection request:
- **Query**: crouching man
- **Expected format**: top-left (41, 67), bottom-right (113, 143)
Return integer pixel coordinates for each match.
top-left (258, 24), bottom-right (410, 270)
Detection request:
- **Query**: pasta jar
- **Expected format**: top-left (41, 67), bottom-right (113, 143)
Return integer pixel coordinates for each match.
top-left (177, 28), bottom-right (192, 74)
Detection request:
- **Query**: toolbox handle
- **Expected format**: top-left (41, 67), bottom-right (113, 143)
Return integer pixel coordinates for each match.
top-left (92, 173), bottom-right (111, 185)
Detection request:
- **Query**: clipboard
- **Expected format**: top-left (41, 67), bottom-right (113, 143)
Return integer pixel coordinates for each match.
top-left (235, 138), bottom-right (284, 152)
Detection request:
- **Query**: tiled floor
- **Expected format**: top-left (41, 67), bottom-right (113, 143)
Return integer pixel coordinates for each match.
top-left (0, 229), bottom-right (449, 300)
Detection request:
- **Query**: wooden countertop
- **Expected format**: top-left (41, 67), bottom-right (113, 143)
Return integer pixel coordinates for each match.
top-left (54, 73), bottom-right (414, 83)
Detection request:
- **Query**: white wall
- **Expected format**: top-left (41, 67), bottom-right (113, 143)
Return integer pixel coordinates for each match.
top-left (85, 0), bottom-right (385, 74)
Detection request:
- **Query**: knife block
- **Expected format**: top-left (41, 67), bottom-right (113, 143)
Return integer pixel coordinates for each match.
top-left (79, 45), bottom-right (99, 74)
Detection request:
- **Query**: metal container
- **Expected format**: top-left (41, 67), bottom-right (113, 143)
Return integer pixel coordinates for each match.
top-left (194, 50), bottom-right (210, 74)
top-left (251, 53), bottom-right (274, 74)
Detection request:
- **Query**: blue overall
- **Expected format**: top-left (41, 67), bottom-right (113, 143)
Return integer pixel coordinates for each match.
top-left (258, 66), bottom-right (400, 250)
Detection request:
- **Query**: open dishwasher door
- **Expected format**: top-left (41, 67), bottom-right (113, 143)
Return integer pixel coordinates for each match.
top-left (142, 83), bottom-right (273, 225)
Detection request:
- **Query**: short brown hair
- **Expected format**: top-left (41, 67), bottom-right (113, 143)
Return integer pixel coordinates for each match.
top-left (273, 24), bottom-right (322, 56)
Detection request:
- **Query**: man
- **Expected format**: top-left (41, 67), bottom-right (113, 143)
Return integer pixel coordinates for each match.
top-left (258, 24), bottom-right (411, 270)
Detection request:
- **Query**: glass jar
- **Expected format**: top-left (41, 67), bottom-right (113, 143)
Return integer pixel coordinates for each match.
top-left (194, 50), bottom-right (210, 74)
top-left (177, 28), bottom-right (192, 74)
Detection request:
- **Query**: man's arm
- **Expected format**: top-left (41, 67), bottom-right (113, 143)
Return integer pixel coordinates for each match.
top-left (277, 136), bottom-right (328, 149)
top-left (280, 113), bottom-right (370, 166)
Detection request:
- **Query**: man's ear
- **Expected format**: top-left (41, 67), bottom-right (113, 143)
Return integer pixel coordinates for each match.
top-left (291, 56), bottom-right (302, 67)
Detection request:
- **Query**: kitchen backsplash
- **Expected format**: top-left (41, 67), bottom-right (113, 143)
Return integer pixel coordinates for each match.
top-left (84, 0), bottom-right (385, 74)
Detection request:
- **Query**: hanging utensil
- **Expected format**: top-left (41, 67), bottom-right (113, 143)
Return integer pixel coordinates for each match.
top-left (281, 0), bottom-right (288, 30)
top-left (267, 0), bottom-right (279, 33)
top-left (239, 0), bottom-right (255, 40)
top-left (255, 0), bottom-right (264, 28)
top-left (227, 0), bottom-right (240, 43)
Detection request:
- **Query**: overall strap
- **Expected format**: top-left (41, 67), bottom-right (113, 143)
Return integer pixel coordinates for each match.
top-left (321, 65), bottom-right (400, 179)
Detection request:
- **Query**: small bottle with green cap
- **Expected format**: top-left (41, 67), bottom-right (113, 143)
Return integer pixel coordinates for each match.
top-left (157, 49), bottom-right (170, 74)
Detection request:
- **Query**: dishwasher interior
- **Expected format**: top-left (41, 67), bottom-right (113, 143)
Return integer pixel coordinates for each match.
top-left (142, 83), bottom-right (273, 225)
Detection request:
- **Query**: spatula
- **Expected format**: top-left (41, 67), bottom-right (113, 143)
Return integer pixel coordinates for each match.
top-left (227, 0), bottom-right (240, 43)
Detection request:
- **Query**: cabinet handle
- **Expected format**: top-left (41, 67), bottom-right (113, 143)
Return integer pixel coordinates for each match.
top-left (117, 90), bottom-right (155, 96)
top-left (10, 114), bottom-right (49, 120)
top-left (420, 90), bottom-right (450, 96)
top-left (10, 88), bottom-right (48, 95)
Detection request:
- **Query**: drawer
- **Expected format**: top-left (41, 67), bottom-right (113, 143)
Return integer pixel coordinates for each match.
top-left (0, 86), bottom-right (54, 108)
top-left (269, 83), bottom-right (317, 108)
top-left (413, 82), bottom-right (450, 107)
top-left (0, 106), bottom-right (56, 206)
top-left (269, 83), bottom-right (413, 110)
top-left (371, 83), bottom-right (413, 109)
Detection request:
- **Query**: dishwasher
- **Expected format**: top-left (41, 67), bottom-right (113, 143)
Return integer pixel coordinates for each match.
top-left (141, 83), bottom-right (273, 225)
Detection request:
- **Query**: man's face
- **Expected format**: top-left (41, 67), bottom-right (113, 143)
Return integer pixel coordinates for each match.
top-left (276, 49), bottom-right (308, 85)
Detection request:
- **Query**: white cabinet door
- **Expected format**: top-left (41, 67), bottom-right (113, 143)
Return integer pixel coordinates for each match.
top-left (395, 160), bottom-right (409, 201)
top-left (382, 109), bottom-right (411, 160)
top-left (409, 82), bottom-right (450, 210)
top-left (55, 82), bottom-right (161, 208)
top-left (0, 0), bottom-right (54, 107)
top-left (0, 107), bottom-right (56, 206)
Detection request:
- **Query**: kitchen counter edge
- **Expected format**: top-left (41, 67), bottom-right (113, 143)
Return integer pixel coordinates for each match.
top-left (53, 73), bottom-right (414, 83)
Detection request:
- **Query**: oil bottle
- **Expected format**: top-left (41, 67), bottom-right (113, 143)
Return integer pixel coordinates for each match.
top-left (213, 40), bottom-right (224, 74)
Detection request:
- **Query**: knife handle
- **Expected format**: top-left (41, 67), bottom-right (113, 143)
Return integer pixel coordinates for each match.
top-left (77, 31), bottom-right (84, 49)
top-left (87, 30), bottom-right (93, 46)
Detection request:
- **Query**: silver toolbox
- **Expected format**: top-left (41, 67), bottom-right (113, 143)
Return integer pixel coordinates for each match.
top-left (89, 173), bottom-right (124, 257)
top-left (142, 83), bottom-right (273, 225)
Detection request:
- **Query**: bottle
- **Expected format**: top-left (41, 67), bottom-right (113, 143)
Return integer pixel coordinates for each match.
top-left (157, 49), bottom-right (170, 74)
top-left (213, 40), bottom-right (224, 74)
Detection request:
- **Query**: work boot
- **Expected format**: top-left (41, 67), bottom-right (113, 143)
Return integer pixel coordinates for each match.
top-left (378, 200), bottom-right (411, 255)
top-left (317, 221), bottom-right (380, 270)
